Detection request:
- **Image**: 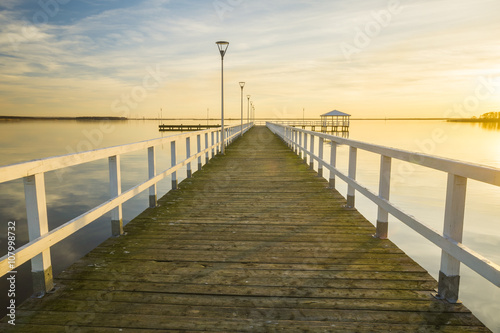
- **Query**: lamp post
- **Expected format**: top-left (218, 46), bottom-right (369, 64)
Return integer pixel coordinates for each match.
top-left (216, 41), bottom-right (229, 154)
top-left (246, 95), bottom-right (251, 126)
top-left (239, 82), bottom-right (245, 136)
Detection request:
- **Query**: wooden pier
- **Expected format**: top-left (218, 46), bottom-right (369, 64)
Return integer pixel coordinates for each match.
top-left (1, 127), bottom-right (489, 332)
top-left (159, 124), bottom-right (220, 131)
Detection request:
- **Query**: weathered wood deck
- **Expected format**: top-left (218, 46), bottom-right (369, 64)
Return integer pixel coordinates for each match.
top-left (2, 126), bottom-right (489, 332)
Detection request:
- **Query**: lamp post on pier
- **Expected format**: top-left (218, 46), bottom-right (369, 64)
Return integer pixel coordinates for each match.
top-left (239, 82), bottom-right (245, 136)
top-left (216, 41), bottom-right (229, 154)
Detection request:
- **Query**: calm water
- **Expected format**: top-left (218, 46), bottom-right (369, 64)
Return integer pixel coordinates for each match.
top-left (0, 119), bottom-right (499, 331)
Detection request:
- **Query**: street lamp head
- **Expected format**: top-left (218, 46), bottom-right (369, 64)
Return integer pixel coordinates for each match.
top-left (247, 95), bottom-right (251, 99)
top-left (239, 82), bottom-right (245, 88)
top-left (216, 41), bottom-right (229, 58)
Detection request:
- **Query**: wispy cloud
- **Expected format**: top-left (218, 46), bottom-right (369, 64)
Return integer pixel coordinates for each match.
top-left (1, 0), bottom-right (499, 118)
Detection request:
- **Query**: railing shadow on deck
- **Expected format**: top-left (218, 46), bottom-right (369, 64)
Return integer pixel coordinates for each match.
top-left (267, 122), bottom-right (500, 304)
top-left (0, 123), bottom-right (253, 297)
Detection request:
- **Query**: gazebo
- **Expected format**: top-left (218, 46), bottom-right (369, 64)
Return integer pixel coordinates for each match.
top-left (320, 110), bottom-right (350, 132)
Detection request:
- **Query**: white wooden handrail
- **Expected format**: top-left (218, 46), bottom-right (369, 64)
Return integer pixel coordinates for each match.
top-left (0, 123), bottom-right (252, 296)
top-left (267, 122), bottom-right (500, 303)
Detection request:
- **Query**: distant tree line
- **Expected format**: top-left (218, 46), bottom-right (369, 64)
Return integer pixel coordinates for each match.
top-left (478, 112), bottom-right (500, 119)
top-left (448, 111), bottom-right (500, 123)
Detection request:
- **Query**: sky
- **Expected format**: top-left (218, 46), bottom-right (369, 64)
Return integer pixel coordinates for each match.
top-left (1, 0), bottom-right (500, 119)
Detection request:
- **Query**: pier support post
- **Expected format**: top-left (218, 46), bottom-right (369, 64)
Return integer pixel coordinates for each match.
top-left (347, 147), bottom-right (357, 208)
top-left (148, 147), bottom-right (157, 208)
top-left (309, 133), bottom-right (315, 170)
top-left (186, 137), bottom-right (192, 178)
top-left (329, 141), bottom-right (337, 188)
top-left (318, 137), bottom-right (324, 177)
top-left (375, 155), bottom-right (391, 239)
top-left (24, 173), bottom-right (54, 297)
top-left (171, 141), bottom-right (178, 190)
top-left (109, 155), bottom-right (123, 236)
top-left (437, 174), bottom-right (467, 303)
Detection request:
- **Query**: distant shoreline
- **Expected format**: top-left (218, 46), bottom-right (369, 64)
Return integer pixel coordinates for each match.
top-left (0, 116), bottom-right (127, 121)
top-left (0, 116), bottom-right (469, 121)
top-left (447, 118), bottom-right (500, 123)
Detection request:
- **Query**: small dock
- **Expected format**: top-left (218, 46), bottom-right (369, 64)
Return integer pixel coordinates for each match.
top-left (2, 127), bottom-right (489, 332)
top-left (159, 124), bottom-right (220, 131)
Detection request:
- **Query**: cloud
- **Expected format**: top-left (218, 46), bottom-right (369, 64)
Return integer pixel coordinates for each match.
top-left (0, 0), bottom-right (499, 118)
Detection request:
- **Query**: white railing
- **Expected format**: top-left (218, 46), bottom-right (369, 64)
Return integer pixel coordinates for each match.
top-left (267, 122), bottom-right (500, 303)
top-left (266, 120), bottom-right (350, 127)
top-left (0, 123), bottom-right (252, 296)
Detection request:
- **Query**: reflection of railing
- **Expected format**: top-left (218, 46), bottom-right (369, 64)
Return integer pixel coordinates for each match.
top-left (0, 123), bottom-right (252, 296)
top-left (267, 122), bottom-right (500, 303)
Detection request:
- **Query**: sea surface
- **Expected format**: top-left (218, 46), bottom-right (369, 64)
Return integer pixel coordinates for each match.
top-left (0, 119), bottom-right (499, 331)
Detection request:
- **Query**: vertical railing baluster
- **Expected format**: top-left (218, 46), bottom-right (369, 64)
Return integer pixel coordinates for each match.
top-left (347, 147), bottom-right (357, 208)
top-left (375, 155), bottom-right (391, 239)
top-left (298, 131), bottom-right (303, 158)
top-left (217, 130), bottom-right (221, 154)
top-left (309, 133), bottom-right (315, 170)
top-left (148, 146), bottom-right (157, 208)
top-left (329, 141), bottom-right (337, 188)
top-left (197, 134), bottom-right (202, 171)
top-left (205, 133), bottom-right (209, 163)
top-left (171, 141), bottom-right (178, 190)
top-left (318, 137), bottom-right (324, 177)
top-left (437, 173), bottom-right (467, 303)
top-left (109, 155), bottom-right (123, 236)
top-left (303, 133), bottom-right (308, 164)
top-left (24, 173), bottom-right (54, 297)
top-left (186, 137), bottom-right (192, 178)
top-left (211, 131), bottom-right (215, 158)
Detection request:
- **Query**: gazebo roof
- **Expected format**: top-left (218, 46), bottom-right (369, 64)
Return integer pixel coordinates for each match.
top-left (321, 110), bottom-right (351, 117)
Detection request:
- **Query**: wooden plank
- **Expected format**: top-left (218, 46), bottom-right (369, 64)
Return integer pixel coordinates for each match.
top-left (1, 126), bottom-right (490, 332)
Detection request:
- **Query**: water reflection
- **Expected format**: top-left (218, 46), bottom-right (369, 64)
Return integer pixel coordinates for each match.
top-left (0, 120), bottom-right (499, 331)
top-left (474, 121), bottom-right (500, 131)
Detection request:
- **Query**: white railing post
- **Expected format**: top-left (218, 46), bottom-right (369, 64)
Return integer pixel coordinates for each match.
top-left (211, 131), bottom-right (215, 158)
top-left (375, 155), bottom-right (391, 239)
top-left (437, 173), bottom-right (467, 303)
top-left (217, 130), bottom-right (221, 155)
top-left (309, 134), bottom-right (315, 170)
top-left (171, 140), bottom-right (178, 190)
top-left (329, 141), bottom-right (337, 188)
top-left (186, 137), bottom-right (192, 178)
top-left (109, 155), bottom-right (123, 236)
top-left (23, 173), bottom-right (54, 297)
top-left (318, 137), bottom-right (324, 177)
top-left (347, 147), bottom-right (357, 208)
top-left (303, 133), bottom-right (308, 163)
top-left (148, 146), bottom-right (157, 208)
top-left (197, 134), bottom-right (202, 171)
top-left (309, 133), bottom-right (315, 169)
top-left (298, 131), bottom-right (303, 158)
top-left (292, 129), bottom-right (297, 154)
top-left (205, 133), bottom-right (209, 163)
